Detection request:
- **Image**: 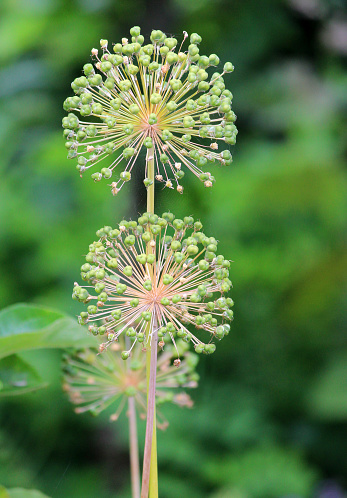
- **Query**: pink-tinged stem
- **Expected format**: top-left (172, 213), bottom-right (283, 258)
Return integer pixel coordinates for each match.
top-left (128, 396), bottom-right (140, 498)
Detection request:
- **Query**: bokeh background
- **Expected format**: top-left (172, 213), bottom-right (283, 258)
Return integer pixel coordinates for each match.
top-left (1, 0), bottom-right (347, 496)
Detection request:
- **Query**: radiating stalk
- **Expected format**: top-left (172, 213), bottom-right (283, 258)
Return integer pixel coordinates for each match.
top-left (141, 147), bottom-right (159, 498)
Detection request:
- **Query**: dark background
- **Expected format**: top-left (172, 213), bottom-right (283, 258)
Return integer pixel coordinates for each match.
top-left (0, 0), bottom-right (346, 496)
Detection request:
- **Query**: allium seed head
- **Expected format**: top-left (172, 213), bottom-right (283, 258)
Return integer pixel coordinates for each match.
top-left (73, 211), bottom-right (234, 358)
top-left (62, 336), bottom-right (198, 428)
top-left (63, 27), bottom-right (237, 195)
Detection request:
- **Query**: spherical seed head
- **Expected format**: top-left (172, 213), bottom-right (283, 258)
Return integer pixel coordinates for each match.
top-left (63, 29), bottom-right (237, 195)
top-left (62, 334), bottom-right (199, 426)
top-left (73, 211), bottom-right (234, 359)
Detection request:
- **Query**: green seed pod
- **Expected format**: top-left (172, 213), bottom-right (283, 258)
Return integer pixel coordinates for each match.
top-left (123, 266), bottom-right (133, 276)
top-left (190, 33), bottom-right (202, 44)
top-left (174, 252), bottom-right (184, 263)
top-left (148, 61), bottom-right (159, 71)
top-left (144, 178), bottom-right (153, 188)
top-left (87, 305), bottom-right (98, 314)
top-left (142, 311), bottom-right (151, 321)
top-left (150, 93), bottom-right (162, 104)
top-left (160, 46), bottom-right (169, 56)
top-left (198, 81), bottom-right (210, 92)
top-left (204, 344), bottom-right (216, 354)
top-left (128, 64), bottom-right (139, 75)
top-left (166, 52), bottom-right (178, 66)
top-left (148, 113), bottom-right (157, 124)
top-left (124, 235), bottom-right (135, 246)
top-left (161, 297), bottom-right (170, 306)
top-left (187, 245), bottom-right (199, 256)
top-left (121, 351), bottom-right (130, 360)
top-left (111, 309), bottom-right (122, 320)
top-left (116, 283), bottom-right (127, 295)
top-left (162, 212), bottom-right (175, 222)
top-left (107, 258), bottom-right (118, 269)
top-left (120, 171), bottom-right (131, 182)
top-left (166, 322), bottom-right (175, 333)
top-left (194, 344), bottom-right (205, 354)
top-left (150, 224), bottom-right (161, 235)
top-left (119, 80), bottom-right (132, 92)
top-left (173, 219), bottom-right (184, 230)
top-left (95, 282), bottom-right (105, 293)
top-left (190, 293), bottom-right (200, 303)
top-left (98, 292), bottom-right (108, 302)
top-left (83, 63), bottom-right (94, 76)
top-left (100, 61), bottom-right (112, 72)
top-left (145, 254), bottom-right (154, 264)
top-left (170, 79), bottom-right (183, 92)
top-left (224, 62), bottom-right (234, 72)
top-left (142, 231), bottom-right (151, 243)
top-left (130, 26), bottom-right (141, 37)
top-left (165, 37), bottom-right (177, 49)
top-left (163, 274), bottom-right (173, 285)
top-left (166, 101), bottom-right (178, 112)
top-left (144, 137), bottom-right (153, 148)
top-left (143, 279), bottom-right (152, 291)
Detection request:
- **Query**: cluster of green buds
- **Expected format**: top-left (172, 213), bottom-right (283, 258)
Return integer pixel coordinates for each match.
top-left (63, 27), bottom-right (237, 195)
top-left (62, 337), bottom-right (199, 428)
top-left (72, 211), bottom-right (234, 359)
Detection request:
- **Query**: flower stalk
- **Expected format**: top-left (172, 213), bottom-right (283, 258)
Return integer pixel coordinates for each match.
top-left (128, 396), bottom-right (141, 498)
top-left (141, 147), bottom-right (159, 498)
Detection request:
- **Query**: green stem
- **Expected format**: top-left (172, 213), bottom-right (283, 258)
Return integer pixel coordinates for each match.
top-left (141, 148), bottom-right (158, 498)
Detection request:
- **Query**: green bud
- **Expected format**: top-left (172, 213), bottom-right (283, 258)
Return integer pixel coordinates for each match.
top-left (190, 33), bottom-right (202, 44)
top-left (150, 93), bottom-right (162, 104)
top-left (224, 62), bottom-right (234, 72)
top-left (163, 274), bottom-right (173, 285)
top-left (166, 101), bottom-right (178, 112)
top-left (124, 235), bottom-right (135, 246)
top-left (130, 26), bottom-right (141, 37)
top-left (142, 311), bottom-right (151, 321)
top-left (123, 265), bottom-right (133, 276)
top-left (195, 344), bottom-right (205, 354)
top-left (120, 171), bottom-right (131, 182)
top-left (116, 283), bottom-right (127, 295)
top-left (187, 245), bottom-right (199, 256)
top-left (143, 279), bottom-right (152, 291)
top-left (204, 343), bottom-right (216, 354)
top-left (121, 351), bottom-right (130, 360)
top-left (162, 212), bottom-right (175, 223)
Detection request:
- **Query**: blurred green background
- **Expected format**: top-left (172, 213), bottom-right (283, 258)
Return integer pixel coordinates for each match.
top-left (0, 0), bottom-right (346, 496)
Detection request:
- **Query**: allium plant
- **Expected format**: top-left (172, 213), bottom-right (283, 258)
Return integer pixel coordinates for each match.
top-left (64, 26), bottom-right (236, 498)
top-left (62, 27), bottom-right (237, 195)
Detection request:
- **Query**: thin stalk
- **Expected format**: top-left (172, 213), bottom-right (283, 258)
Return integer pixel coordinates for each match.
top-left (141, 148), bottom-right (159, 498)
top-left (128, 397), bottom-right (141, 498)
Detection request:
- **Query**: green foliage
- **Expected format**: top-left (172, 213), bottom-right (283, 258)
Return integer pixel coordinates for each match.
top-left (0, 304), bottom-right (96, 360)
top-left (0, 355), bottom-right (47, 397)
top-left (0, 0), bottom-right (346, 496)
top-left (204, 445), bottom-right (317, 498)
top-left (0, 486), bottom-right (51, 498)
top-left (0, 304), bottom-right (96, 396)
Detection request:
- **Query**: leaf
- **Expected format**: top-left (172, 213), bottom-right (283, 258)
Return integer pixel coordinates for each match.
top-left (0, 355), bottom-right (47, 397)
top-left (8, 489), bottom-right (51, 498)
top-left (0, 303), bottom-right (97, 360)
top-left (0, 485), bottom-right (10, 498)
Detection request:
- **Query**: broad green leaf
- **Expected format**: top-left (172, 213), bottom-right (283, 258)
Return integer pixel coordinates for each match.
top-left (0, 355), bottom-right (47, 397)
top-left (0, 485), bottom-right (10, 498)
top-left (7, 488), bottom-right (51, 498)
top-left (0, 303), bottom-right (96, 359)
